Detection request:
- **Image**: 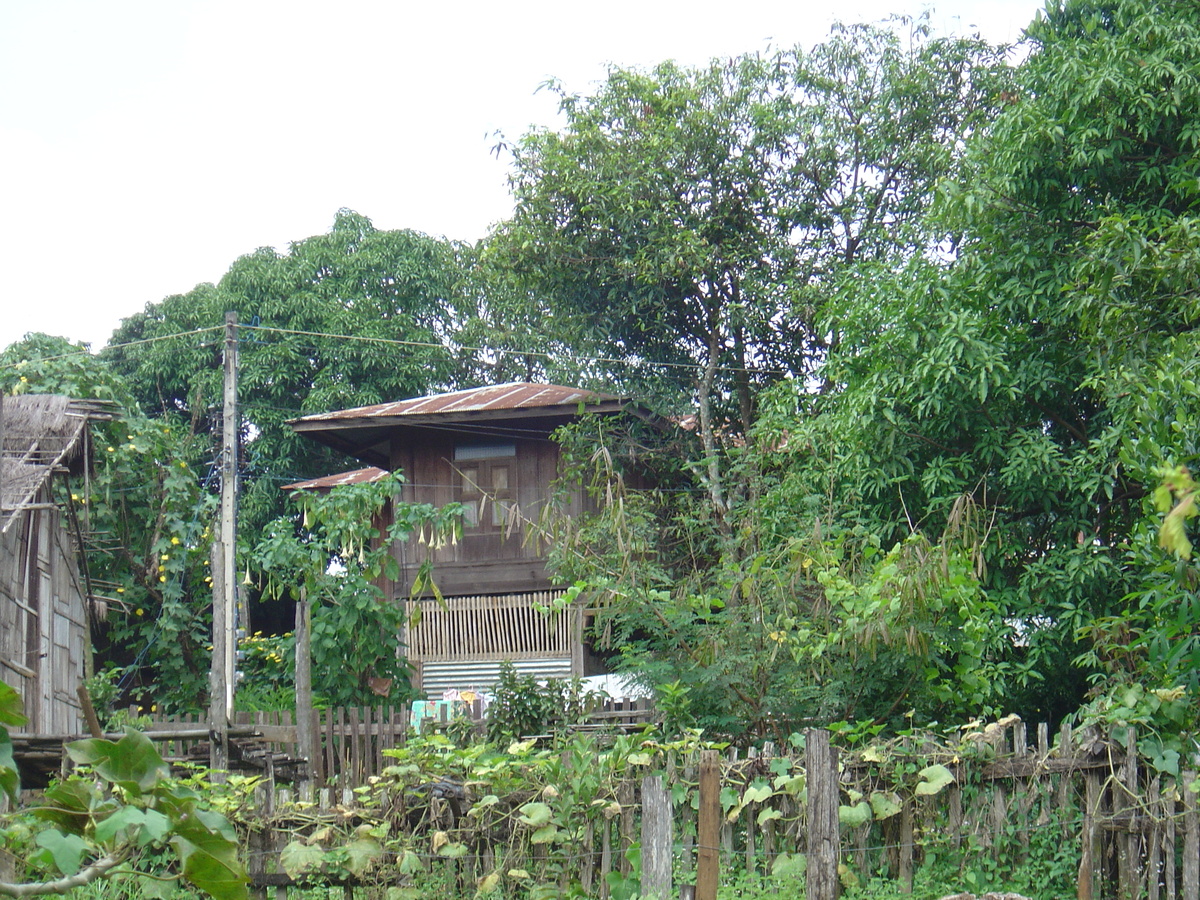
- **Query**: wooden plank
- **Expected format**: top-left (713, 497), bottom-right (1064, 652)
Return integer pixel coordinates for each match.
top-left (1165, 777), bottom-right (1177, 900)
top-left (900, 800), bottom-right (914, 895)
top-left (695, 750), bottom-right (720, 900)
top-left (1183, 771), bottom-right (1198, 900)
top-left (641, 775), bottom-right (672, 900)
top-left (600, 816), bottom-right (613, 900)
top-left (349, 707), bottom-right (362, 785)
top-left (618, 780), bottom-right (635, 878)
top-left (1148, 777), bottom-right (1162, 900)
top-left (1079, 769), bottom-right (1102, 900)
top-left (806, 729), bottom-right (839, 900)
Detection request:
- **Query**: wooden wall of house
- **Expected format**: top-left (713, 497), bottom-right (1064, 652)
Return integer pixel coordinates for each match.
top-left (389, 432), bottom-right (586, 597)
top-left (0, 486), bottom-right (86, 735)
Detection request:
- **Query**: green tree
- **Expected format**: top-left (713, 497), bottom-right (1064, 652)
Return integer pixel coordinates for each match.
top-left (757, 0), bottom-right (1200, 726)
top-left (1, 336), bottom-right (217, 713)
top-left (104, 209), bottom-right (474, 535)
top-left (489, 23), bottom-right (1007, 527)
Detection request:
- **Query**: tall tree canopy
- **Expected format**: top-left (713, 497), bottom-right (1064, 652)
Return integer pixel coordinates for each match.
top-left (488, 23), bottom-right (1008, 522)
top-left (105, 209), bottom-right (473, 532)
top-left (752, 0), bottom-right (1200, 724)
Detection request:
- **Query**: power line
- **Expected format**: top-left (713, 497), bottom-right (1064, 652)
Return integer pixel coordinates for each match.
top-left (247, 324), bottom-right (788, 378)
top-left (0, 326), bottom-right (224, 371)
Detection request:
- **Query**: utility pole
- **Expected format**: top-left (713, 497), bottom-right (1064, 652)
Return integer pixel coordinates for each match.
top-left (209, 312), bottom-right (239, 771)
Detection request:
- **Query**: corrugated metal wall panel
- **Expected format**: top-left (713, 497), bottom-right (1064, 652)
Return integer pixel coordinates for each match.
top-left (418, 657), bottom-right (572, 699)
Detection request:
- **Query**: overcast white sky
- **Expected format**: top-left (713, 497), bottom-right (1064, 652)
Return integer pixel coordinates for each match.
top-left (0, 0), bottom-right (1045, 352)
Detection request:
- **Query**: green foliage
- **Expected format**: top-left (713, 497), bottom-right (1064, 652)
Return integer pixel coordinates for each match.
top-left (248, 472), bottom-right (461, 707)
top-left (0, 696), bottom-right (246, 899)
top-left (483, 663), bottom-right (603, 743)
top-left (1, 335), bottom-right (218, 713)
top-left (103, 210), bottom-right (473, 538)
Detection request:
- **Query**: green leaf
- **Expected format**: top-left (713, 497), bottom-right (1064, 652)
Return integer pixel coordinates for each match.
top-left (35, 830), bottom-right (89, 876)
top-left (170, 806), bottom-right (249, 899)
top-left (869, 791), bottom-right (903, 820)
top-left (530, 825), bottom-right (559, 844)
top-left (66, 729), bottom-right (169, 794)
top-left (477, 870), bottom-right (502, 895)
top-left (772, 851), bottom-right (806, 878)
top-left (0, 730), bottom-right (20, 802)
top-left (438, 842), bottom-right (468, 858)
top-left (34, 780), bottom-right (97, 834)
top-left (743, 783), bottom-right (774, 804)
top-left (757, 807), bottom-right (783, 826)
top-left (397, 849), bottom-right (423, 875)
top-left (517, 801), bottom-right (553, 827)
top-left (344, 837), bottom-right (383, 877)
top-left (280, 841), bottom-right (325, 878)
top-left (94, 806), bottom-right (147, 844)
top-left (914, 764), bottom-right (956, 796)
top-left (839, 801), bottom-right (872, 827)
top-left (0, 681), bottom-right (27, 726)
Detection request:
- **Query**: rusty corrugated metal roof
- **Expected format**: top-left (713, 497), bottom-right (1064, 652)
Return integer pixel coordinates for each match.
top-left (281, 467), bottom-right (390, 491)
top-left (290, 383), bottom-right (625, 425)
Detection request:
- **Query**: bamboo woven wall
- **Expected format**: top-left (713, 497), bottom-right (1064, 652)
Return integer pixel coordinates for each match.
top-left (403, 591), bottom-right (573, 662)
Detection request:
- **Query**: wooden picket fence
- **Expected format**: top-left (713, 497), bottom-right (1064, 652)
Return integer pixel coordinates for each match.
top-left (218, 719), bottom-right (1198, 900)
top-left (141, 696), bottom-right (657, 790)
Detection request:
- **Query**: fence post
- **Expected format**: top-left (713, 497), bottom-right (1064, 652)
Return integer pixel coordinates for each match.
top-left (642, 775), bottom-right (672, 900)
top-left (1183, 770), bottom-right (1198, 900)
top-left (807, 728), bottom-right (840, 900)
top-left (696, 750), bottom-right (721, 900)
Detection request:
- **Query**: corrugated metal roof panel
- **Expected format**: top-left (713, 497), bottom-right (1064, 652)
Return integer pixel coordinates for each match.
top-left (291, 383), bottom-right (625, 425)
top-left (418, 658), bottom-right (573, 699)
top-left (281, 467), bottom-right (390, 491)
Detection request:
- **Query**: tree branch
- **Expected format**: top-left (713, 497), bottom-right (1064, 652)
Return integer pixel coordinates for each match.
top-left (0, 846), bottom-right (132, 897)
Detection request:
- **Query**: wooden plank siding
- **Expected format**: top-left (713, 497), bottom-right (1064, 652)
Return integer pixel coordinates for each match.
top-left (389, 435), bottom-right (583, 597)
top-left (0, 484), bottom-right (86, 734)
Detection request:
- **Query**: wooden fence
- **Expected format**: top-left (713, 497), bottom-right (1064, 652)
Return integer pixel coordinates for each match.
top-left (140, 696), bottom-right (657, 790)
top-left (225, 719), bottom-right (1198, 900)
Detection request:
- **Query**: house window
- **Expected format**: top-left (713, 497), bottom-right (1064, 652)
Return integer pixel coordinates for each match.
top-left (454, 443), bottom-right (516, 532)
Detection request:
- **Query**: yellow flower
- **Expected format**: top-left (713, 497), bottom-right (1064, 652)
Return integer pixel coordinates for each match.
top-left (179, 461), bottom-right (188, 469)
top-left (135, 608), bottom-right (144, 616)
top-left (170, 536), bottom-right (181, 545)
top-left (158, 575), bottom-right (166, 582)
top-left (71, 493), bottom-right (79, 501)
top-left (157, 565), bottom-right (165, 573)
top-left (19, 376), bottom-right (28, 383)
top-left (107, 446), bottom-right (115, 453)
top-left (161, 554), bottom-right (169, 561)
top-left (116, 588), bottom-right (125, 594)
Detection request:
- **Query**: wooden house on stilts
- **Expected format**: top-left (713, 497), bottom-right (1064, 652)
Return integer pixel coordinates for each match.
top-left (289, 383), bottom-right (636, 696)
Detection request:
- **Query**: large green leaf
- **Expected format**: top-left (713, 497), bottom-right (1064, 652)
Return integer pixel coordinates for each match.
top-left (0, 681), bottom-right (27, 726)
top-left (94, 806), bottom-right (147, 844)
top-left (169, 806), bottom-right (248, 900)
top-left (914, 764), bottom-right (956, 797)
top-left (0, 730), bottom-right (19, 802)
top-left (517, 801), bottom-right (552, 827)
top-left (839, 801), bottom-right (872, 828)
top-left (35, 779), bottom-right (100, 834)
top-left (343, 837), bottom-right (383, 877)
top-left (66, 729), bottom-right (169, 794)
top-left (280, 841), bottom-right (325, 879)
top-left (35, 829), bottom-right (89, 876)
